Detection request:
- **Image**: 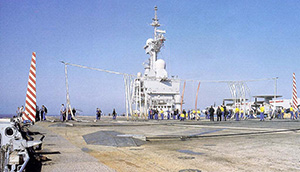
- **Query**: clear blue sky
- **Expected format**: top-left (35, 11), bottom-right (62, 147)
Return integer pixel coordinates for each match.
top-left (1, 0), bottom-right (300, 115)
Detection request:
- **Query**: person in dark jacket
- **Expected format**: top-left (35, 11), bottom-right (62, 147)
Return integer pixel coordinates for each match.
top-left (112, 109), bottom-right (117, 120)
top-left (183, 109), bottom-right (187, 120)
top-left (217, 106), bottom-right (222, 121)
top-left (72, 108), bottom-right (76, 118)
top-left (36, 105), bottom-right (40, 121)
top-left (223, 106), bottom-right (227, 121)
top-left (209, 106), bottom-right (215, 121)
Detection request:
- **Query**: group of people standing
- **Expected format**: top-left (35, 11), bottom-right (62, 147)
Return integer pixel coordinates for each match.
top-left (208, 105), bottom-right (228, 121)
top-left (36, 105), bottom-right (48, 121)
top-left (286, 105), bottom-right (300, 120)
top-left (58, 104), bottom-right (300, 122)
top-left (206, 104), bottom-right (300, 122)
top-left (16, 106), bottom-right (25, 117)
top-left (60, 104), bottom-right (76, 122)
top-left (16, 105), bottom-right (48, 121)
top-left (95, 108), bottom-right (117, 121)
top-left (258, 104), bottom-right (300, 121)
top-left (147, 108), bottom-right (201, 121)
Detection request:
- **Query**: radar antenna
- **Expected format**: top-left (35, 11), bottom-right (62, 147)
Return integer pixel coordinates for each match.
top-left (144, 6), bottom-right (166, 70)
top-left (151, 6), bottom-right (161, 39)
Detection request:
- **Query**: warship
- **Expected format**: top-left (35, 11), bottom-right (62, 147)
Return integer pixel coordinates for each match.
top-left (60, 7), bottom-right (182, 119)
top-left (132, 6), bottom-right (181, 116)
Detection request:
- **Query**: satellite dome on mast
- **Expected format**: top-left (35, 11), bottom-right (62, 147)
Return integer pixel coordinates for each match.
top-left (155, 59), bottom-right (166, 70)
top-left (155, 59), bottom-right (167, 79)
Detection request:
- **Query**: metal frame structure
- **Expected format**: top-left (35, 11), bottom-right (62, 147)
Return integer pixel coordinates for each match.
top-left (61, 61), bottom-right (136, 120)
top-left (178, 77), bottom-right (278, 112)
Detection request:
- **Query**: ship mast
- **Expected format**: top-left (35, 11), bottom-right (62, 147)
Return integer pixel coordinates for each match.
top-left (145, 6), bottom-right (166, 71)
top-left (152, 6), bottom-right (160, 41)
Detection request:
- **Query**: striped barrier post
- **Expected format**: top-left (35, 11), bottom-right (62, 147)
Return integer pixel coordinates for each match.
top-left (22, 52), bottom-right (37, 122)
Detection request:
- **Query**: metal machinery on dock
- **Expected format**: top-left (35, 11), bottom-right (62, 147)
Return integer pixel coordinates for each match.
top-left (0, 118), bottom-right (44, 172)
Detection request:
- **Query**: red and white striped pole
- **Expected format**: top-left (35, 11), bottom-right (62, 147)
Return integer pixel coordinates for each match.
top-left (292, 73), bottom-right (298, 113)
top-left (22, 52), bottom-right (37, 122)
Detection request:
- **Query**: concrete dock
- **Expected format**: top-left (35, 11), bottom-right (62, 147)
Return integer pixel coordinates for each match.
top-left (31, 116), bottom-right (300, 172)
top-left (31, 120), bottom-right (115, 172)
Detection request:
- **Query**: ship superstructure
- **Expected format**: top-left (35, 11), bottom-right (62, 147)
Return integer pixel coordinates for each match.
top-left (132, 7), bottom-right (181, 116)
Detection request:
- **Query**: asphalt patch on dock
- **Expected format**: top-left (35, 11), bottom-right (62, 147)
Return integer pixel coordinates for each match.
top-left (44, 144), bottom-right (56, 146)
top-left (48, 123), bottom-right (73, 127)
top-left (177, 150), bottom-right (204, 155)
top-left (81, 147), bottom-right (92, 152)
top-left (178, 156), bottom-right (195, 160)
top-left (83, 131), bottom-right (145, 147)
top-left (179, 169), bottom-right (201, 172)
top-left (129, 148), bottom-right (144, 151)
